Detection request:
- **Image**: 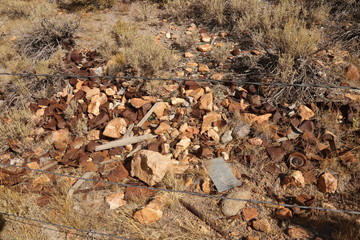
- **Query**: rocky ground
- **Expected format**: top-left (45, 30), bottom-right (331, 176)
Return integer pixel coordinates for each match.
top-left (0, 1), bottom-right (359, 240)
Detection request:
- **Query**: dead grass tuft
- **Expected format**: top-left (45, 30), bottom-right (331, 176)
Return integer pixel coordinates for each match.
top-left (56, 0), bottom-right (114, 11)
top-left (108, 19), bottom-right (175, 77)
top-left (16, 16), bottom-right (78, 60)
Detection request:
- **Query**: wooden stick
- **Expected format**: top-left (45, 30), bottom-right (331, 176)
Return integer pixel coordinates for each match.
top-left (68, 171), bottom-right (97, 197)
top-left (123, 123), bottom-right (134, 139)
top-left (95, 134), bottom-right (157, 151)
top-left (136, 102), bottom-right (160, 127)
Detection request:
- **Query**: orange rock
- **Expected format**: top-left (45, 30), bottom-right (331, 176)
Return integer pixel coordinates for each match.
top-left (188, 62), bottom-right (198, 67)
top-left (154, 122), bottom-right (171, 135)
top-left (252, 219), bottom-right (271, 232)
top-left (197, 44), bottom-right (212, 52)
top-left (153, 102), bottom-right (170, 118)
top-left (52, 129), bottom-right (71, 143)
top-left (198, 64), bottom-right (210, 73)
top-left (297, 105), bottom-right (314, 121)
top-left (199, 92), bottom-right (213, 111)
top-left (275, 208), bottom-right (293, 220)
top-left (130, 98), bottom-right (147, 108)
top-left (87, 129), bottom-right (100, 141)
top-left (85, 88), bottom-right (100, 100)
top-left (103, 118), bottom-right (127, 138)
top-left (188, 88), bottom-right (205, 101)
top-left (105, 88), bottom-right (116, 96)
top-left (202, 178), bottom-right (211, 194)
top-left (88, 93), bottom-right (108, 116)
top-left (243, 113), bottom-right (272, 124)
top-left (201, 112), bottom-right (222, 133)
top-left (105, 192), bottom-right (126, 210)
top-left (242, 208), bottom-right (259, 221)
top-left (184, 52), bottom-right (194, 58)
top-left (317, 172), bottom-right (337, 193)
top-left (174, 137), bottom-right (191, 157)
top-left (33, 174), bottom-right (50, 186)
top-left (134, 207), bottom-right (163, 224)
top-left (27, 162), bottom-right (40, 170)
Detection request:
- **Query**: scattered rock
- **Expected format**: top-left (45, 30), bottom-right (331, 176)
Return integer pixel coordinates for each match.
top-left (317, 172), bottom-right (337, 193)
top-left (154, 122), bottom-right (170, 135)
top-left (210, 73), bottom-right (224, 80)
top-left (287, 226), bottom-right (312, 239)
top-left (103, 118), bottom-right (127, 138)
top-left (197, 44), bottom-right (212, 52)
top-left (184, 52), bottom-right (194, 58)
top-left (130, 98), bottom-right (148, 108)
top-left (87, 129), bottom-right (100, 141)
top-left (105, 192), bottom-right (126, 210)
top-left (153, 102), bottom-right (170, 118)
top-left (266, 147), bottom-right (286, 162)
top-left (346, 64), bottom-right (360, 81)
top-left (221, 130), bottom-right (233, 144)
top-left (201, 112), bottom-right (222, 133)
top-left (174, 137), bottom-right (191, 157)
top-left (232, 122), bottom-right (251, 139)
top-left (198, 64), bottom-right (210, 73)
top-left (252, 219), bottom-right (271, 233)
top-left (242, 208), bottom-right (258, 221)
top-left (133, 207), bottom-right (163, 224)
top-left (131, 150), bottom-right (172, 186)
top-left (88, 93), bottom-right (107, 116)
top-left (199, 92), bottom-right (213, 111)
top-left (275, 208), bottom-right (293, 220)
top-left (282, 170), bottom-right (306, 188)
top-left (297, 105), bottom-right (314, 121)
top-left (248, 137), bottom-right (263, 146)
top-left (221, 188), bottom-right (252, 217)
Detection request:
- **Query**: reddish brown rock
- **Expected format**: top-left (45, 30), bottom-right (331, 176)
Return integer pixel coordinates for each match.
top-left (125, 186), bottom-right (155, 202)
top-left (242, 208), bottom-right (258, 221)
top-left (317, 172), bottom-right (337, 193)
top-left (346, 64), bottom-right (360, 81)
top-left (252, 219), bottom-right (271, 233)
top-left (103, 118), bottom-right (127, 138)
top-left (275, 208), bottom-right (293, 220)
top-left (106, 164), bottom-right (129, 182)
top-left (266, 147), bottom-right (286, 162)
top-left (131, 150), bottom-right (172, 186)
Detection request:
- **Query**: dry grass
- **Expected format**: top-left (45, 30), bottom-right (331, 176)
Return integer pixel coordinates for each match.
top-left (16, 16), bottom-right (78, 60)
top-left (56, 0), bottom-right (114, 11)
top-left (107, 19), bottom-right (176, 77)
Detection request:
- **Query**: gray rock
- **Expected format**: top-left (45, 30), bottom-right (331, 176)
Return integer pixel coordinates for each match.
top-left (221, 188), bottom-right (252, 216)
top-left (232, 122), bottom-right (251, 139)
top-left (221, 130), bottom-right (233, 144)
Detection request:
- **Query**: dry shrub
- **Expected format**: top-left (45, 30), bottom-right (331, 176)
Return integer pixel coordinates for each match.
top-left (0, 0), bottom-right (32, 19)
top-left (108, 19), bottom-right (175, 77)
top-left (56, 0), bottom-right (114, 11)
top-left (16, 16), bottom-right (78, 60)
top-left (0, 107), bottom-right (35, 151)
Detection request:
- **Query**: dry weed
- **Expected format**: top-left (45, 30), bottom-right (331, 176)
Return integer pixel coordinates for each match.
top-left (16, 16), bottom-right (78, 60)
top-left (56, 0), bottom-right (114, 11)
top-left (109, 19), bottom-right (175, 77)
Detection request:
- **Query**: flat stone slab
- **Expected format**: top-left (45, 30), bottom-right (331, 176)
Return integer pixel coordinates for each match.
top-left (203, 157), bottom-right (241, 192)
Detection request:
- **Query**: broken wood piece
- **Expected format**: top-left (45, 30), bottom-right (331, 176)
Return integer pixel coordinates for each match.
top-left (41, 161), bottom-right (58, 171)
top-left (95, 134), bottom-right (157, 151)
top-left (123, 123), bottom-right (134, 139)
top-left (203, 157), bottom-right (241, 192)
top-left (137, 102), bottom-right (160, 127)
top-left (68, 171), bottom-right (97, 197)
top-left (126, 144), bottom-right (142, 157)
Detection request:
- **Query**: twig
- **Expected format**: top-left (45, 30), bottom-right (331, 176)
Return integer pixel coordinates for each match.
top-left (95, 134), bottom-right (157, 151)
top-left (136, 102), bottom-right (160, 127)
top-left (68, 171), bottom-right (97, 197)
